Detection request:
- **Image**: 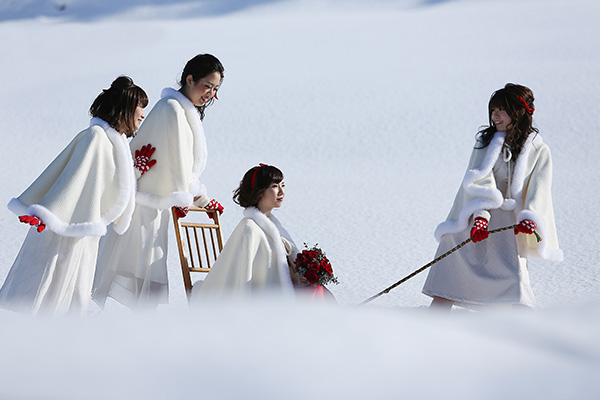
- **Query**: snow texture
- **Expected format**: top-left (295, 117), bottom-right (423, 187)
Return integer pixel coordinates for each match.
top-left (0, 0), bottom-right (599, 398)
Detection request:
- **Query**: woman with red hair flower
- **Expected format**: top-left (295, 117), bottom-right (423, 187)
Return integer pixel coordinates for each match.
top-left (192, 164), bottom-right (336, 301)
top-left (423, 83), bottom-right (562, 311)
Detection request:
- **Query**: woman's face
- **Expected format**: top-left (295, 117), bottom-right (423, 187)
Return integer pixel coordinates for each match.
top-left (133, 105), bottom-right (145, 131)
top-left (183, 71), bottom-right (221, 106)
top-left (491, 107), bottom-right (512, 132)
top-left (257, 181), bottom-right (285, 214)
top-left (116, 105), bottom-right (145, 134)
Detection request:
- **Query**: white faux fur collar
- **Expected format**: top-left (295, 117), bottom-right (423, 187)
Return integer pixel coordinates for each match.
top-left (243, 207), bottom-right (295, 294)
top-left (89, 118), bottom-right (137, 234)
top-left (160, 88), bottom-right (208, 194)
top-left (463, 131), bottom-right (540, 211)
top-left (434, 132), bottom-right (542, 241)
top-left (509, 133), bottom-right (539, 210)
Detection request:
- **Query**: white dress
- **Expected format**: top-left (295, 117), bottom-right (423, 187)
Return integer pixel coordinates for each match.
top-left (423, 132), bottom-right (562, 307)
top-left (93, 88), bottom-right (210, 309)
top-left (0, 230), bottom-right (100, 315)
top-left (0, 119), bottom-right (136, 316)
top-left (92, 205), bottom-right (170, 309)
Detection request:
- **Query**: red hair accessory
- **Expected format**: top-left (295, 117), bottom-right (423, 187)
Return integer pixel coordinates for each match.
top-left (518, 96), bottom-right (534, 115)
top-left (250, 163), bottom-right (267, 189)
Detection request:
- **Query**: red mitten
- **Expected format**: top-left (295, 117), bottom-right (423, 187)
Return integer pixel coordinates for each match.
top-left (205, 199), bottom-right (224, 221)
top-left (19, 215), bottom-right (46, 233)
top-left (134, 144), bottom-right (157, 175)
top-left (206, 199), bottom-right (224, 214)
top-left (470, 217), bottom-right (489, 243)
top-left (515, 219), bottom-right (536, 235)
top-left (174, 206), bottom-right (189, 219)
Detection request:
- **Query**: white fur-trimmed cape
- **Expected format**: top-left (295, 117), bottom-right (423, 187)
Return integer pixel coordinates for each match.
top-left (7, 118), bottom-right (136, 237)
top-left (434, 132), bottom-right (563, 262)
top-left (131, 88), bottom-right (208, 210)
top-left (193, 207), bottom-right (296, 298)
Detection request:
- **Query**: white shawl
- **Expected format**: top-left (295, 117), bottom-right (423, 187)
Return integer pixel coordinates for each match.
top-left (434, 132), bottom-right (563, 261)
top-left (193, 207), bottom-right (296, 298)
top-left (131, 88), bottom-right (208, 210)
top-left (7, 118), bottom-right (136, 237)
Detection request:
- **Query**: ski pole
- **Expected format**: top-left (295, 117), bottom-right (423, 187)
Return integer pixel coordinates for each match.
top-left (360, 224), bottom-right (540, 305)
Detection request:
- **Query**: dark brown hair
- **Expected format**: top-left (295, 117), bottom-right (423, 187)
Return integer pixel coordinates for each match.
top-left (179, 54), bottom-right (225, 121)
top-left (233, 165), bottom-right (284, 208)
top-left (89, 76), bottom-right (148, 138)
top-left (476, 83), bottom-right (538, 158)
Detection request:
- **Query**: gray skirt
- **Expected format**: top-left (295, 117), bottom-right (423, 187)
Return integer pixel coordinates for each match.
top-left (422, 208), bottom-right (535, 308)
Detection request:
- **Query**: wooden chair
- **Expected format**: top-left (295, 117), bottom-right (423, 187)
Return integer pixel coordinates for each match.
top-left (171, 206), bottom-right (225, 299)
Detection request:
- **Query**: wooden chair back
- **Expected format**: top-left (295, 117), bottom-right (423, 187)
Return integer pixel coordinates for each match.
top-left (171, 206), bottom-right (225, 299)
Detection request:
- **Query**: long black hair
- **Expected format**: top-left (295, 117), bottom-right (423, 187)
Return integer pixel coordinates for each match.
top-left (179, 54), bottom-right (225, 120)
top-left (89, 76), bottom-right (148, 137)
top-left (476, 83), bottom-right (538, 158)
top-left (233, 164), bottom-right (284, 208)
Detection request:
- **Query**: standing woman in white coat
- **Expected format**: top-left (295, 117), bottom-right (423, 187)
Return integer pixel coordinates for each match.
top-left (0, 76), bottom-right (151, 316)
top-left (192, 164), bottom-right (299, 300)
top-left (422, 83), bottom-right (563, 311)
top-left (93, 54), bottom-right (225, 310)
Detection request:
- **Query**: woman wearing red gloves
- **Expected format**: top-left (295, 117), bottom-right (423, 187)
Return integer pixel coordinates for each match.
top-left (422, 83), bottom-right (563, 310)
top-left (0, 76), bottom-right (151, 316)
top-left (93, 54), bottom-right (225, 310)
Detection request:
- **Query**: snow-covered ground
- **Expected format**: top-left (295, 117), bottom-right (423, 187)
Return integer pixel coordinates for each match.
top-left (1, 0), bottom-right (599, 398)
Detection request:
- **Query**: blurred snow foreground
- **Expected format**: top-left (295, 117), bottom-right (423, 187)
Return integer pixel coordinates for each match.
top-left (1, 298), bottom-right (599, 399)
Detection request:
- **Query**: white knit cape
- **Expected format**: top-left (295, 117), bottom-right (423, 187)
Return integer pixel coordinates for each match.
top-left (7, 118), bottom-right (136, 237)
top-left (131, 88), bottom-right (208, 210)
top-left (192, 207), bottom-right (296, 298)
top-left (434, 132), bottom-right (563, 261)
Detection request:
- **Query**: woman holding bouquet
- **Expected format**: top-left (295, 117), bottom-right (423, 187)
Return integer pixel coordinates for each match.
top-left (192, 164), bottom-right (335, 300)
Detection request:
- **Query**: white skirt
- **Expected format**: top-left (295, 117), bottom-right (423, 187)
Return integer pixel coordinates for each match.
top-left (92, 204), bottom-right (169, 309)
top-left (0, 228), bottom-right (99, 316)
top-left (422, 208), bottom-right (536, 308)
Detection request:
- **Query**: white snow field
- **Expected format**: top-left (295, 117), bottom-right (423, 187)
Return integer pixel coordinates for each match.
top-left (0, 0), bottom-right (599, 398)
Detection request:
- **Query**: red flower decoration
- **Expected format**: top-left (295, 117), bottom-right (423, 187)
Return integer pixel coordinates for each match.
top-left (518, 96), bottom-right (535, 115)
top-left (295, 243), bottom-right (339, 287)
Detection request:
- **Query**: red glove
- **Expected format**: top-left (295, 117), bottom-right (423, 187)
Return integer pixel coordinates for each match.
top-left (134, 144), bottom-right (157, 175)
top-left (19, 215), bottom-right (46, 233)
top-left (515, 219), bottom-right (536, 235)
top-left (470, 217), bottom-right (488, 243)
top-left (205, 199), bottom-right (224, 221)
top-left (174, 206), bottom-right (189, 219)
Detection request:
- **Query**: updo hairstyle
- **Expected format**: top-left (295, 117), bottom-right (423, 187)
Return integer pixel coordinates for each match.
top-left (89, 76), bottom-right (148, 137)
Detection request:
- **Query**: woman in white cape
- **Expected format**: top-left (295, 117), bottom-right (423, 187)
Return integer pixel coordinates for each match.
top-left (0, 77), bottom-right (152, 316)
top-left (192, 164), bottom-right (299, 300)
top-left (93, 54), bottom-right (225, 310)
top-left (422, 83), bottom-right (563, 311)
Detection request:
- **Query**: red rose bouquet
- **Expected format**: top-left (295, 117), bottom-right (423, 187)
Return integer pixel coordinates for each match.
top-left (295, 243), bottom-right (339, 287)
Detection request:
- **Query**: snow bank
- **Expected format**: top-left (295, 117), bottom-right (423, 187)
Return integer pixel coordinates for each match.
top-left (1, 299), bottom-right (599, 399)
